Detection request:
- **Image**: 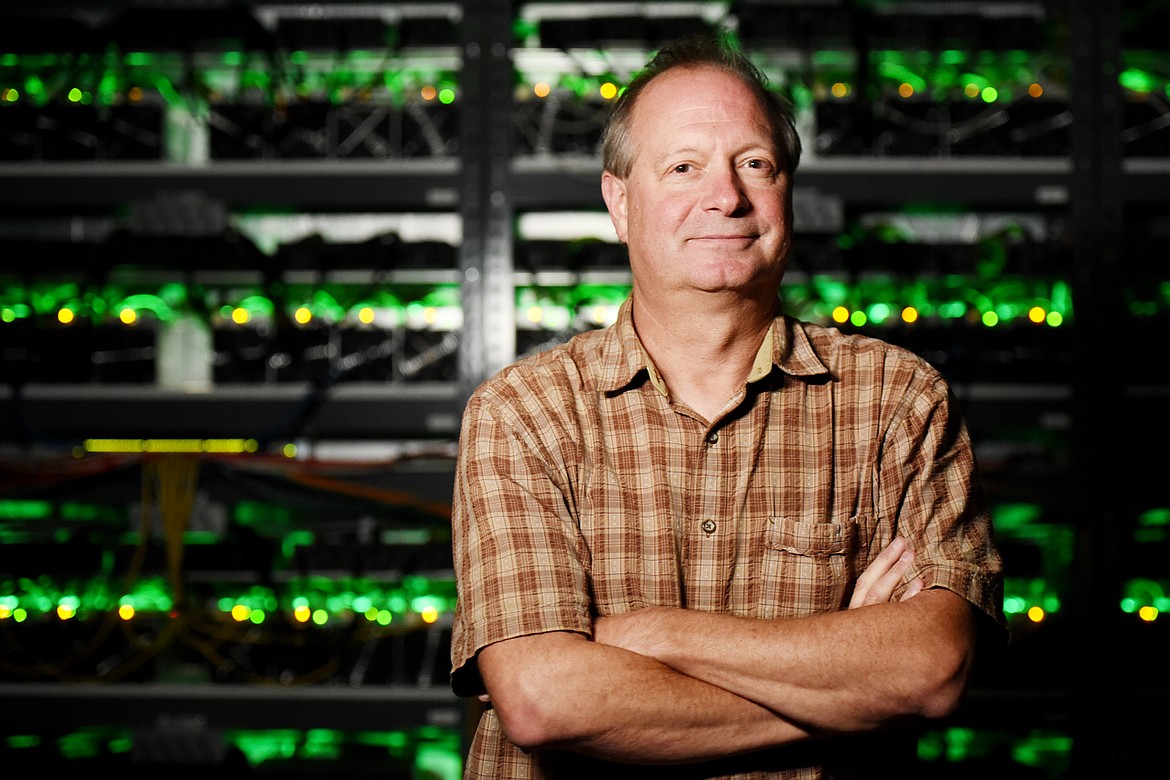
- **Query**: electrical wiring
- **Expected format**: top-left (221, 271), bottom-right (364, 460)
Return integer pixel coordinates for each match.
top-left (0, 442), bottom-right (452, 688)
top-left (0, 453), bottom-right (187, 682)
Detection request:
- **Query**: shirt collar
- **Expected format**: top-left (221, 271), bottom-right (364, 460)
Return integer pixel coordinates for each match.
top-left (596, 296), bottom-right (649, 394)
top-left (773, 315), bottom-right (831, 379)
top-left (594, 295), bottom-right (830, 396)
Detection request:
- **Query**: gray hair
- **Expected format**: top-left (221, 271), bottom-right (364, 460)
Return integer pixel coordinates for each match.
top-left (600, 33), bottom-right (803, 179)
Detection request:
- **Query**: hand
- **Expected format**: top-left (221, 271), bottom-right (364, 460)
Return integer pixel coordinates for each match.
top-left (849, 536), bottom-right (923, 609)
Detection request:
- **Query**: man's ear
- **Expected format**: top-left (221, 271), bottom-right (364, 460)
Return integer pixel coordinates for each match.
top-left (600, 171), bottom-right (629, 244)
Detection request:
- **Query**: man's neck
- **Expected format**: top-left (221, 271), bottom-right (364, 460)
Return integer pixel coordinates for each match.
top-left (631, 290), bottom-right (776, 422)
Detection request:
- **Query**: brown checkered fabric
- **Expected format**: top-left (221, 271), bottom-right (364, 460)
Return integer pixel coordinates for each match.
top-left (451, 296), bottom-right (1004, 778)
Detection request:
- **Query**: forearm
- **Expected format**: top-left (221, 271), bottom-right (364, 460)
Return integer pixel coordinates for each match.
top-left (477, 630), bottom-right (812, 763)
top-left (596, 589), bottom-right (976, 732)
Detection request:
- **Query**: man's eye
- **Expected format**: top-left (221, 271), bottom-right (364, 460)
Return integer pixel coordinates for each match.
top-left (745, 158), bottom-right (769, 170)
top-left (673, 163), bottom-right (692, 173)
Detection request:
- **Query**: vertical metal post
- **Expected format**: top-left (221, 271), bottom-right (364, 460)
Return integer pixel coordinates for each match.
top-left (458, 0), bottom-right (516, 401)
top-left (1068, 0), bottom-right (1124, 775)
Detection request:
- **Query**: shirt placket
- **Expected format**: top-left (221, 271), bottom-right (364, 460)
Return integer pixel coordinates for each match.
top-left (685, 415), bottom-right (748, 612)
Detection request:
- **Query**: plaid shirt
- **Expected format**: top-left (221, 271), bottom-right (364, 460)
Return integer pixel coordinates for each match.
top-left (451, 296), bottom-right (1004, 779)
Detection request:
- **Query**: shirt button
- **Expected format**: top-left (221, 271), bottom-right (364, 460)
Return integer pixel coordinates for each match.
top-left (701, 519), bottom-right (717, 534)
top-left (705, 431), bottom-right (719, 444)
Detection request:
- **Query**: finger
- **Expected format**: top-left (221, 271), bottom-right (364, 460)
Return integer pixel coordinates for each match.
top-left (899, 577), bottom-right (924, 602)
top-left (850, 538), bottom-right (915, 608)
top-left (853, 536), bottom-right (905, 590)
top-left (849, 536), bottom-right (905, 606)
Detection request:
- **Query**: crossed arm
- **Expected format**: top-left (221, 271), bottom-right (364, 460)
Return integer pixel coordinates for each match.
top-left (476, 536), bottom-right (978, 765)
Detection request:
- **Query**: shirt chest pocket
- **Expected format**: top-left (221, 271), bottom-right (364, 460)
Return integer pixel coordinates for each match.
top-left (759, 516), bottom-right (859, 618)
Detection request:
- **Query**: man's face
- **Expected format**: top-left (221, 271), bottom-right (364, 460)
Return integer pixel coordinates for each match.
top-left (602, 65), bottom-right (793, 300)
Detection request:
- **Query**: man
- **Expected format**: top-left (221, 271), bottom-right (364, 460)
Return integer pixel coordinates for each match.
top-left (449, 34), bottom-right (1005, 779)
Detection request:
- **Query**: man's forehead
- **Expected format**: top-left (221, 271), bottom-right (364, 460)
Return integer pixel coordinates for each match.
top-left (628, 71), bottom-right (774, 154)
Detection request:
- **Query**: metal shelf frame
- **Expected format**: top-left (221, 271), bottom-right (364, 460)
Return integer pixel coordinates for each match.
top-left (2, 4), bottom-right (1169, 774)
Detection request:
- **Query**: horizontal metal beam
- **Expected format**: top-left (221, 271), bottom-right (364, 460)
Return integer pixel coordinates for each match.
top-left (0, 681), bottom-right (466, 732)
top-left (4, 157), bottom-right (1165, 212)
top-left (0, 382), bottom-right (463, 442)
top-left (0, 160), bottom-right (461, 212)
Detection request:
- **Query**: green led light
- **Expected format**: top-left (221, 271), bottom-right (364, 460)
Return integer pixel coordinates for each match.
top-left (438, 87), bottom-right (455, 104)
top-left (993, 503), bottom-right (1043, 529)
top-left (416, 739), bottom-right (463, 780)
top-left (936, 301), bottom-right (964, 319)
top-left (115, 293), bottom-right (175, 321)
top-left (1120, 67), bottom-right (1156, 93)
top-left (236, 501), bottom-right (294, 526)
top-left (867, 302), bottom-right (891, 324)
top-left (874, 55), bottom-right (926, 91)
top-left (1138, 507), bottom-right (1170, 527)
top-left (1121, 578), bottom-right (1167, 613)
top-left (231, 730), bottom-right (300, 765)
top-left (0, 500), bottom-right (53, 520)
top-left (1003, 595), bottom-right (1027, 615)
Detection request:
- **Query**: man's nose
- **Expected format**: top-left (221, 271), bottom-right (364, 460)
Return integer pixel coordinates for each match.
top-left (702, 164), bottom-right (749, 214)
